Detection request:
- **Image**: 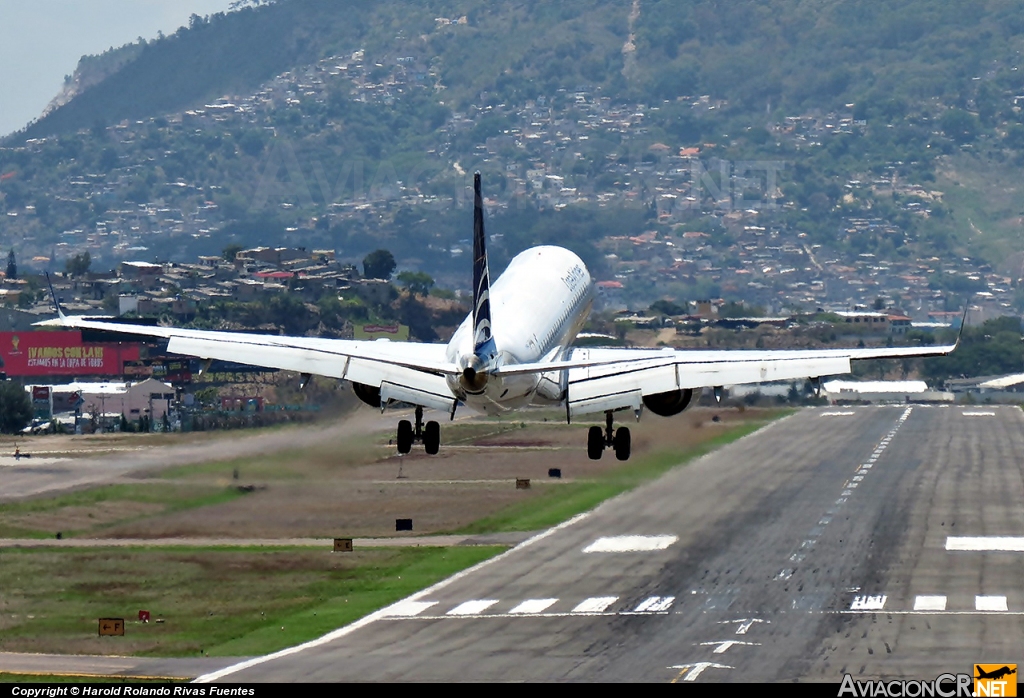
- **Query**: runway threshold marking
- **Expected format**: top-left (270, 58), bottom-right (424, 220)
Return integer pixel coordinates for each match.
top-left (914, 595), bottom-right (947, 611)
top-left (447, 599), bottom-right (499, 616)
top-left (194, 512), bottom-right (593, 682)
top-left (582, 535), bottom-right (678, 553)
top-left (571, 596), bottom-right (618, 613)
top-left (976, 596), bottom-right (1008, 611)
top-left (634, 596), bottom-right (675, 612)
top-left (669, 662), bottom-right (733, 682)
top-left (946, 536), bottom-right (1024, 551)
top-left (508, 599), bottom-right (558, 614)
top-left (382, 601), bottom-right (438, 617)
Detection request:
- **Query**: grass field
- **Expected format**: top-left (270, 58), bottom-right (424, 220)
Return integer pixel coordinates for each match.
top-left (0, 545), bottom-right (504, 658)
top-left (0, 406), bottom-right (787, 660)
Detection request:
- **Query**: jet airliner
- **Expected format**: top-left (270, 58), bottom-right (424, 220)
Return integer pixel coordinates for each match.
top-left (47, 174), bottom-right (959, 460)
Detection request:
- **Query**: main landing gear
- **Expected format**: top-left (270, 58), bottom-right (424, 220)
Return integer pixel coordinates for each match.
top-left (587, 411), bottom-right (631, 461)
top-left (397, 406), bottom-right (440, 455)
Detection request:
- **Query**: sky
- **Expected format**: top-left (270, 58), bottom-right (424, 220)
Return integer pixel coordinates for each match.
top-left (0, 0), bottom-right (238, 138)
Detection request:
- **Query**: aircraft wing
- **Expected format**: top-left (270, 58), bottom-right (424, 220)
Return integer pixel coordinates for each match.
top-left (44, 314), bottom-right (461, 413)
top-left (563, 341), bottom-right (958, 418)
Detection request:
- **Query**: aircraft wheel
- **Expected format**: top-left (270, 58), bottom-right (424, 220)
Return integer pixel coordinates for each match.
top-left (587, 426), bottom-right (604, 460)
top-left (613, 427), bottom-right (631, 461)
top-left (424, 421), bottom-right (440, 455)
top-left (397, 420), bottom-right (413, 454)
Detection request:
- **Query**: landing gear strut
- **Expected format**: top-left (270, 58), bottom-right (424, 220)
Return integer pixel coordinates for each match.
top-left (397, 406), bottom-right (440, 455)
top-left (587, 411), bottom-right (631, 461)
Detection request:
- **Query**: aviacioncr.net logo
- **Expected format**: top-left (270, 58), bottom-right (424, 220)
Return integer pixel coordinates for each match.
top-left (838, 673), bottom-right (973, 697)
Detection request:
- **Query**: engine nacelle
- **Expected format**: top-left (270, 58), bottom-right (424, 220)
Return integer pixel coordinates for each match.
top-left (642, 388), bottom-right (700, 417)
top-left (352, 382), bottom-right (381, 408)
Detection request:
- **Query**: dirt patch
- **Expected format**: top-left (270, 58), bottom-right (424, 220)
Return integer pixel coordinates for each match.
top-left (88, 407), bottom-right (771, 539)
top-left (5, 501), bottom-right (166, 535)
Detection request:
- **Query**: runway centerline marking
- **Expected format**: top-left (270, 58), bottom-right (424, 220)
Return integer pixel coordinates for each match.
top-left (946, 536), bottom-right (1024, 552)
top-left (582, 534), bottom-right (678, 553)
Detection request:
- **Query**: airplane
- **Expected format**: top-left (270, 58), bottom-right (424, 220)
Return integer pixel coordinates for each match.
top-left (975, 666), bottom-right (1017, 681)
top-left (45, 173), bottom-right (960, 461)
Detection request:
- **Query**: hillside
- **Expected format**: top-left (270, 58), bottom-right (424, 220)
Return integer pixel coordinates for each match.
top-left (4, 0), bottom-right (1024, 316)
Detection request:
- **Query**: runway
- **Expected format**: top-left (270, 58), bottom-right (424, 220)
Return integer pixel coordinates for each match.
top-left (196, 404), bottom-right (1024, 682)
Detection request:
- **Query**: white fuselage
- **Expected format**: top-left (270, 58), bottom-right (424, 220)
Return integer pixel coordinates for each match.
top-left (444, 246), bottom-right (594, 413)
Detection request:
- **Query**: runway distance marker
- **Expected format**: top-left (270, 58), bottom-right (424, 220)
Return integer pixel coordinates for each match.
top-left (582, 534), bottom-right (678, 553)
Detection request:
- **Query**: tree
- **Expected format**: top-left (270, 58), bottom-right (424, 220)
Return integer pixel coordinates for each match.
top-left (0, 381), bottom-right (32, 434)
top-left (222, 243), bottom-right (243, 262)
top-left (362, 249), bottom-right (396, 280)
top-left (397, 271), bottom-right (434, 297)
top-left (65, 251), bottom-right (91, 277)
top-left (5, 249), bottom-right (16, 280)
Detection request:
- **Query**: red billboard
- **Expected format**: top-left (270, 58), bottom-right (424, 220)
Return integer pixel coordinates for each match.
top-left (0, 331), bottom-right (140, 377)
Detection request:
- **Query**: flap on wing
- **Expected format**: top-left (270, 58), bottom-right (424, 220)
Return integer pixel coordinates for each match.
top-left (380, 381), bottom-right (457, 413)
top-left (567, 356), bottom-right (852, 415)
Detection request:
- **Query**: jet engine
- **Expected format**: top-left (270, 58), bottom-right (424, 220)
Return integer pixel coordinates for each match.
top-left (352, 382), bottom-right (381, 408)
top-left (642, 388), bottom-right (700, 417)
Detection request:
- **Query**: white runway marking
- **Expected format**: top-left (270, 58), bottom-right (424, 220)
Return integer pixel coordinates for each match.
top-left (571, 596), bottom-right (618, 613)
top-left (582, 534), bottom-right (678, 553)
top-left (962, 411), bottom-right (996, 416)
top-left (851, 595), bottom-right (887, 610)
top-left (913, 595), bottom-right (947, 611)
top-left (508, 598), bottom-right (558, 615)
top-left (976, 595), bottom-right (1008, 611)
top-left (821, 411), bottom-right (855, 416)
top-left (700, 640), bottom-right (761, 654)
top-left (670, 662), bottom-right (733, 681)
top-left (382, 601), bottom-right (438, 617)
top-left (634, 596), bottom-right (675, 612)
top-left (193, 511), bottom-right (594, 683)
top-left (447, 599), bottom-right (499, 616)
top-left (946, 536), bottom-right (1024, 551)
top-left (719, 618), bottom-right (765, 635)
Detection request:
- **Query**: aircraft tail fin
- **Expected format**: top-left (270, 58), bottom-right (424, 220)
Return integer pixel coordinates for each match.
top-left (472, 173), bottom-right (494, 358)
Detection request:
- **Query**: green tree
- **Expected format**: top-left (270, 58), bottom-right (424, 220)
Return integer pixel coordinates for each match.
top-left (0, 381), bottom-right (32, 434)
top-left (6, 249), bottom-right (16, 279)
top-left (65, 251), bottom-right (91, 277)
top-left (397, 271), bottom-right (434, 297)
top-left (222, 243), bottom-right (243, 262)
top-left (362, 249), bottom-right (396, 280)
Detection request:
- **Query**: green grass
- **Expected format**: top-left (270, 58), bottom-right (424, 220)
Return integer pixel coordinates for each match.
top-left (0, 484), bottom-right (250, 539)
top-left (452, 416), bottom-right (784, 535)
top-left (0, 545), bottom-right (505, 658)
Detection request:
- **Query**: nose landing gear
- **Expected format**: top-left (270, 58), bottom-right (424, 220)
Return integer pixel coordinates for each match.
top-left (587, 411), bottom-right (631, 461)
top-left (397, 406), bottom-right (440, 455)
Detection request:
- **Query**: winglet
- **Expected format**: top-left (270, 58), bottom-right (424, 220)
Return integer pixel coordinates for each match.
top-left (45, 272), bottom-right (67, 323)
top-left (953, 303), bottom-right (969, 349)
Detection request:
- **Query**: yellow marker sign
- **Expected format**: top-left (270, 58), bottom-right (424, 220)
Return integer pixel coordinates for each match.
top-left (975, 664), bottom-right (1017, 697)
top-left (98, 618), bottom-right (125, 637)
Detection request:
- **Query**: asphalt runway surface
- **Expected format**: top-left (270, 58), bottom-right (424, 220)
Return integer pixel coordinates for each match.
top-left (193, 404), bottom-right (1024, 683)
